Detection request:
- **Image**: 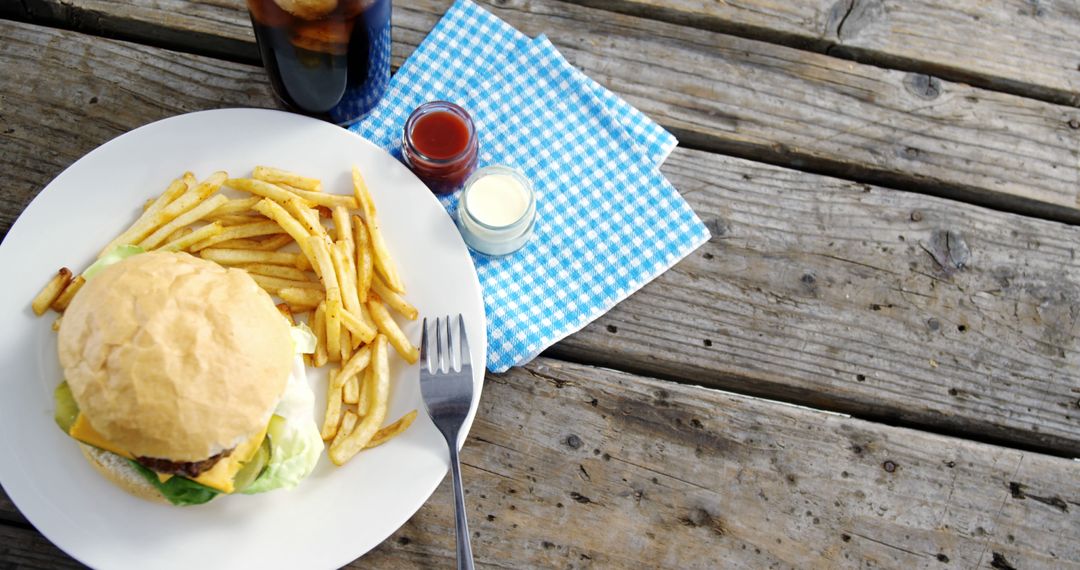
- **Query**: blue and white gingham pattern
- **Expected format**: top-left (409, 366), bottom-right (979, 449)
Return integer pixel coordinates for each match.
top-left (530, 35), bottom-right (676, 167)
top-left (353, 0), bottom-right (709, 372)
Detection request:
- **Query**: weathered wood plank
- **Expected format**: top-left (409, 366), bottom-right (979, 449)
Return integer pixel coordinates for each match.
top-left (1, 20), bottom-right (1078, 455)
top-left (0, 490), bottom-right (27, 526)
top-left (6, 0), bottom-right (1080, 223)
top-left (0, 0), bottom-right (260, 63)
top-left (3, 358), bottom-right (1079, 567)
top-left (566, 0), bottom-right (1080, 108)
top-left (554, 147), bottom-right (1080, 456)
top-left (0, 19), bottom-right (273, 240)
top-left (0, 524), bottom-right (86, 569)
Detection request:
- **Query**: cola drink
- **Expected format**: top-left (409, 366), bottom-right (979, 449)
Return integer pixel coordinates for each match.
top-left (247, 0), bottom-right (391, 125)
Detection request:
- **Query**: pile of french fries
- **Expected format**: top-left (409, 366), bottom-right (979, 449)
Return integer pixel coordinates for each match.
top-left (32, 166), bottom-right (421, 466)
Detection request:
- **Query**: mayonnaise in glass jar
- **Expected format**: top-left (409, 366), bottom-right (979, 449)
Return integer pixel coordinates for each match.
top-left (456, 165), bottom-right (536, 257)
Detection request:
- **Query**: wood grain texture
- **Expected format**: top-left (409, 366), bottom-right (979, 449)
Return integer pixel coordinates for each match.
top-left (3, 359), bottom-right (1079, 568)
top-left (0, 524), bottom-right (86, 569)
top-left (553, 147), bottom-right (1080, 456)
top-left (566, 0), bottom-right (1080, 108)
top-left (1, 20), bottom-right (1078, 455)
top-left (6, 0), bottom-right (1080, 223)
top-left (0, 19), bottom-right (274, 240)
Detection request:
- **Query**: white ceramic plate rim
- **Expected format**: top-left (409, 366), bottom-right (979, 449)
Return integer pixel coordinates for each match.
top-left (0, 108), bottom-right (486, 569)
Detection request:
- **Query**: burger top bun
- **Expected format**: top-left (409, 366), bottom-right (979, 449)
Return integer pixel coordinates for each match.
top-left (57, 252), bottom-right (293, 462)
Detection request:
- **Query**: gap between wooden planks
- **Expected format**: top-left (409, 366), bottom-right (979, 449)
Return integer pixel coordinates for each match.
top-left (3, 0), bottom-right (1080, 224)
top-left (565, 0), bottom-right (1080, 108)
top-left (1, 19), bottom-right (1078, 456)
top-left (2, 358), bottom-right (1076, 568)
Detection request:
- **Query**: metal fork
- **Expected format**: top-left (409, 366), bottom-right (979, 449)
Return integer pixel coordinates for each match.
top-left (420, 315), bottom-right (475, 570)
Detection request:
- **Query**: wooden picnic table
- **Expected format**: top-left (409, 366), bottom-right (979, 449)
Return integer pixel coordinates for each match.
top-left (2, 0), bottom-right (1078, 567)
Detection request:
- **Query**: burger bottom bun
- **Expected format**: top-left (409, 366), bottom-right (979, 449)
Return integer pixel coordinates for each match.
top-left (78, 444), bottom-right (168, 505)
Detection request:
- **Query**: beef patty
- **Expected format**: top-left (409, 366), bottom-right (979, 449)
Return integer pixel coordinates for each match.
top-left (136, 448), bottom-right (234, 478)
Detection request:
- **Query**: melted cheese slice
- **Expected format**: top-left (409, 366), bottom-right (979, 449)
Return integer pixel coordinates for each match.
top-left (187, 425), bottom-right (267, 493)
top-left (69, 414), bottom-right (132, 459)
top-left (69, 413), bottom-right (266, 493)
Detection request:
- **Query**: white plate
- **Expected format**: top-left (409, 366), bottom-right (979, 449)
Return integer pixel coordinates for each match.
top-left (0, 109), bottom-right (486, 569)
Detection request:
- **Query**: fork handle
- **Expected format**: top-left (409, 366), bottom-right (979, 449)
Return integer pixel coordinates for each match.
top-left (448, 440), bottom-right (475, 570)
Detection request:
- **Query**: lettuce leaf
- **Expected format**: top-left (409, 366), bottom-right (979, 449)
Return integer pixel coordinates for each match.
top-left (83, 244), bottom-right (144, 279)
top-left (126, 459), bottom-right (220, 506)
top-left (241, 358), bottom-right (323, 494)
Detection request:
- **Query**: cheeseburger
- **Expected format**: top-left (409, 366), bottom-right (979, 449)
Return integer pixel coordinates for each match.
top-left (54, 251), bottom-right (322, 505)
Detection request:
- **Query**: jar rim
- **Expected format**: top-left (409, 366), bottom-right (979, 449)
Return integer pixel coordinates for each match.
top-left (403, 101), bottom-right (477, 165)
top-left (460, 165), bottom-right (536, 231)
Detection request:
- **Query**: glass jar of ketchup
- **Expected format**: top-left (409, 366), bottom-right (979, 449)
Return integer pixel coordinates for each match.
top-left (401, 101), bottom-right (478, 194)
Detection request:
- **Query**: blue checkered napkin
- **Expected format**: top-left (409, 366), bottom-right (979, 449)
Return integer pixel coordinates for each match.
top-left (530, 35), bottom-right (677, 167)
top-left (353, 0), bottom-right (710, 372)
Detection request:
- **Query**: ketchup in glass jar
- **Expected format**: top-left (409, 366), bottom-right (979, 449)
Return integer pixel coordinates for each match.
top-left (401, 101), bottom-right (478, 194)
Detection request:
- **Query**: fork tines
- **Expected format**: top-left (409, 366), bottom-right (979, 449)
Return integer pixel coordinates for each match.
top-left (420, 314), bottom-right (471, 375)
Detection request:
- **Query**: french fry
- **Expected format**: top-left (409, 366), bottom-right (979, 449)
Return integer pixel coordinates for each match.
top-left (353, 167), bottom-right (405, 293)
top-left (329, 334), bottom-right (389, 465)
top-left (208, 196), bottom-right (261, 217)
top-left (278, 287), bottom-right (326, 308)
top-left (199, 248), bottom-right (309, 270)
top-left (312, 232), bottom-right (342, 361)
top-left (366, 410), bottom-right (418, 449)
top-left (332, 206), bottom-right (353, 248)
top-left (372, 274), bottom-right (418, 320)
top-left (331, 241), bottom-right (363, 317)
top-left (321, 370), bottom-right (344, 440)
top-left (211, 238), bottom-right (264, 250)
top-left (211, 235), bottom-right (292, 252)
top-left (208, 214), bottom-right (264, 226)
top-left (254, 234), bottom-right (295, 251)
top-left (163, 226), bottom-right (193, 245)
top-left (51, 275), bottom-right (85, 311)
top-left (353, 215), bottom-right (373, 302)
top-left (343, 374), bottom-right (360, 405)
top-left (367, 294), bottom-right (419, 363)
top-left (225, 177), bottom-right (314, 209)
top-left (253, 166), bottom-right (322, 192)
top-left (275, 303), bottom-right (296, 325)
top-left (339, 305), bottom-right (377, 344)
top-left (338, 343), bottom-right (372, 383)
top-left (101, 176), bottom-right (188, 254)
top-left (32, 268), bottom-right (73, 316)
top-left (285, 199), bottom-right (327, 239)
top-left (358, 301), bottom-right (377, 331)
top-left (330, 410), bottom-right (358, 449)
top-left (242, 264), bottom-right (310, 282)
top-left (189, 221), bottom-right (285, 252)
top-left (340, 326), bottom-right (353, 362)
top-left (250, 274), bottom-right (323, 296)
top-left (279, 185), bottom-right (358, 209)
top-left (158, 222), bottom-right (224, 253)
top-left (99, 173), bottom-right (223, 256)
top-left (309, 235), bottom-right (339, 291)
top-left (326, 299), bottom-right (342, 363)
top-left (52, 316), bottom-right (63, 332)
top-left (138, 193), bottom-right (230, 250)
top-left (313, 302), bottom-right (328, 368)
top-left (351, 165), bottom-right (376, 219)
top-left (356, 366), bottom-right (371, 416)
top-left (253, 199), bottom-right (315, 267)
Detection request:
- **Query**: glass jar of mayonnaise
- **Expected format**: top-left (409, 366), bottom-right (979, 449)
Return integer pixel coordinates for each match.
top-left (456, 165), bottom-right (536, 257)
